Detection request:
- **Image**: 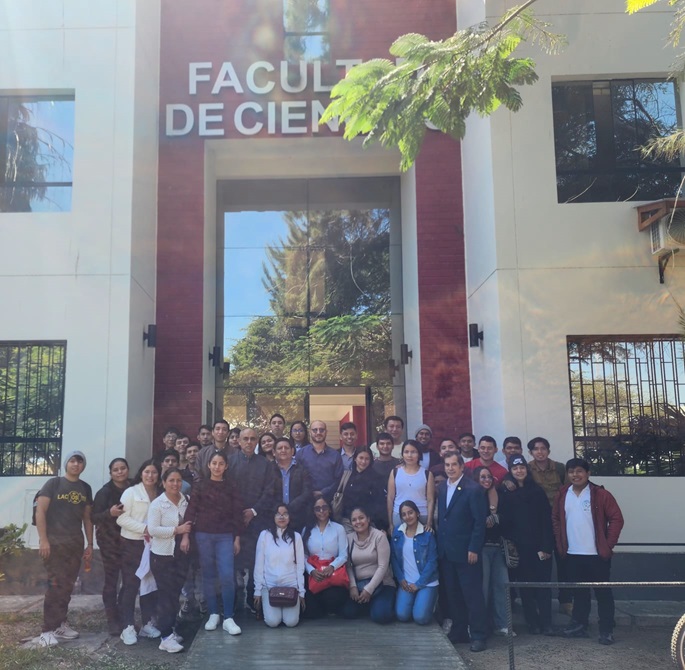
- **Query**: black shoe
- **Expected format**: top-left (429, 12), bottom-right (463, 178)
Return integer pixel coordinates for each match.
top-left (563, 621), bottom-right (589, 638)
top-left (598, 632), bottom-right (615, 645)
top-left (470, 639), bottom-right (486, 652)
top-left (541, 627), bottom-right (556, 637)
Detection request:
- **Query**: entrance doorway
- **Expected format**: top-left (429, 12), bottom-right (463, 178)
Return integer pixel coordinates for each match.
top-left (216, 176), bottom-right (405, 437)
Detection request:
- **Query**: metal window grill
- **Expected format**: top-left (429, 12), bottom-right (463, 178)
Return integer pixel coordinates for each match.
top-left (567, 335), bottom-right (685, 475)
top-left (0, 341), bottom-right (66, 476)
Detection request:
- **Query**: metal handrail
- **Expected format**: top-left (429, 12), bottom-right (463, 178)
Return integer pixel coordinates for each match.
top-left (503, 580), bottom-right (685, 670)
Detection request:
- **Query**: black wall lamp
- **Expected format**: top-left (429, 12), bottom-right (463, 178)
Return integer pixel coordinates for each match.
top-left (469, 323), bottom-right (484, 348)
top-left (400, 343), bottom-right (412, 365)
top-left (209, 346), bottom-right (230, 377)
top-left (143, 324), bottom-right (157, 348)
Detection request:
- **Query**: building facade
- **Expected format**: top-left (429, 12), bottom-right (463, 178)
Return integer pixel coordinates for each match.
top-left (1, 0), bottom-right (684, 575)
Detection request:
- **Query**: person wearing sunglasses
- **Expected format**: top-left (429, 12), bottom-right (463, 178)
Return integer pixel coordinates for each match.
top-left (301, 497), bottom-right (348, 618)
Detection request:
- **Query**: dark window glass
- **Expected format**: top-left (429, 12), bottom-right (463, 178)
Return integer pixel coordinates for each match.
top-left (283, 0), bottom-right (330, 62)
top-left (0, 342), bottom-right (66, 476)
top-left (568, 336), bottom-right (685, 475)
top-left (553, 80), bottom-right (682, 203)
top-left (0, 95), bottom-right (75, 212)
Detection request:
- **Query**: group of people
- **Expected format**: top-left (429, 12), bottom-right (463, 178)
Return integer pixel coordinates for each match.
top-left (33, 415), bottom-right (625, 654)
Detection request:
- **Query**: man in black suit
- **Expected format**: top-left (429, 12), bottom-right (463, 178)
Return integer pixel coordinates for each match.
top-left (437, 452), bottom-right (488, 652)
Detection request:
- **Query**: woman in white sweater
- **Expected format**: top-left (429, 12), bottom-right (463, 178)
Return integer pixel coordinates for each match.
top-left (253, 503), bottom-right (306, 628)
top-left (116, 459), bottom-right (161, 646)
top-left (147, 468), bottom-right (192, 653)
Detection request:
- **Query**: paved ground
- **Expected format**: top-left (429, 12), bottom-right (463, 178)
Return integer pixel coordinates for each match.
top-left (2, 595), bottom-right (682, 669)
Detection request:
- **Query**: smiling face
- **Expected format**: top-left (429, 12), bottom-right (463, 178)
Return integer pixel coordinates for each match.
top-left (477, 440), bottom-right (497, 464)
top-left (313, 497), bottom-right (330, 523)
top-left (198, 427), bottom-right (213, 447)
top-left (110, 459), bottom-right (129, 486)
top-left (141, 464), bottom-right (159, 488)
top-left (477, 469), bottom-right (494, 490)
top-left (340, 427), bottom-right (357, 449)
top-left (377, 438), bottom-right (394, 457)
top-left (444, 454), bottom-right (464, 483)
top-left (259, 434), bottom-right (275, 455)
top-left (530, 441), bottom-right (550, 463)
top-left (458, 434), bottom-right (476, 455)
top-left (415, 429), bottom-right (431, 446)
top-left (274, 505), bottom-right (290, 529)
top-left (386, 419), bottom-right (403, 442)
top-left (440, 439), bottom-right (458, 458)
top-left (567, 466), bottom-right (590, 490)
top-left (511, 463), bottom-right (528, 484)
top-left (350, 508), bottom-right (370, 535)
top-left (213, 422), bottom-right (229, 445)
top-left (400, 503), bottom-right (419, 527)
top-left (162, 454), bottom-right (179, 473)
top-left (65, 456), bottom-right (85, 479)
top-left (275, 439), bottom-right (294, 465)
top-left (503, 441), bottom-right (522, 459)
top-left (209, 453), bottom-right (228, 480)
top-left (355, 450), bottom-right (371, 472)
top-left (163, 470), bottom-right (183, 497)
top-left (186, 444), bottom-right (199, 465)
top-left (310, 421), bottom-right (327, 446)
top-left (163, 431), bottom-right (178, 449)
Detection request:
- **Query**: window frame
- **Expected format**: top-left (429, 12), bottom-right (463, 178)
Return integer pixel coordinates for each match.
top-left (552, 78), bottom-right (683, 203)
top-left (0, 93), bottom-right (75, 213)
top-left (0, 340), bottom-right (67, 477)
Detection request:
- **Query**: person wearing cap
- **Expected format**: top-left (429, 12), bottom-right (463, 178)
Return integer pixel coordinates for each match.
top-left (34, 451), bottom-right (94, 648)
top-left (414, 424), bottom-right (440, 469)
top-left (498, 454), bottom-right (554, 635)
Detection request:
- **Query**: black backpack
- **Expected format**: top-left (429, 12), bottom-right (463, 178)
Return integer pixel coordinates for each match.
top-left (31, 477), bottom-right (60, 525)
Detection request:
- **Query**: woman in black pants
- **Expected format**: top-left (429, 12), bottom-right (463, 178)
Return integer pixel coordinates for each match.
top-left (499, 455), bottom-right (554, 635)
top-left (148, 468), bottom-right (193, 653)
top-left (117, 459), bottom-right (161, 645)
top-left (92, 458), bottom-right (131, 634)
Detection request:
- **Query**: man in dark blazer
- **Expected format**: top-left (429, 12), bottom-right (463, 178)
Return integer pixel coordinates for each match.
top-left (437, 452), bottom-right (488, 652)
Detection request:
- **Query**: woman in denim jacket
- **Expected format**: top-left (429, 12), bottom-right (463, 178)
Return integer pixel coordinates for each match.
top-left (390, 500), bottom-right (439, 624)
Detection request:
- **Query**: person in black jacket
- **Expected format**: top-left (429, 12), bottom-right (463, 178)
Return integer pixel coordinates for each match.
top-left (498, 455), bottom-right (554, 635)
top-left (91, 458), bottom-right (132, 635)
top-left (229, 428), bottom-right (278, 611)
top-left (340, 448), bottom-right (387, 532)
top-left (272, 437), bottom-right (313, 531)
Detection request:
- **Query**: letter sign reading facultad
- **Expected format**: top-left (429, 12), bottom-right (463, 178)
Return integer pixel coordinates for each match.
top-left (166, 58), bottom-right (407, 138)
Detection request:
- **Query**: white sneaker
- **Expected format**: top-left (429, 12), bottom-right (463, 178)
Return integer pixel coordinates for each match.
top-left (205, 613), bottom-right (220, 631)
top-left (139, 621), bottom-right (161, 639)
top-left (38, 631), bottom-right (59, 647)
top-left (222, 617), bottom-right (241, 635)
top-left (159, 634), bottom-right (184, 653)
top-left (495, 627), bottom-right (517, 637)
top-left (172, 631), bottom-right (184, 643)
top-left (54, 622), bottom-right (79, 640)
top-left (120, 625), bottom-right (138, 645)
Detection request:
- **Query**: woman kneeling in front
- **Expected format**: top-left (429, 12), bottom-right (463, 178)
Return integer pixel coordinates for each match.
top-left (343, 506), bottom-right (396, 623)
top-left (253, 503), bottom-right (306, 627)
top-left (391, 500), bottom-right (439, 624)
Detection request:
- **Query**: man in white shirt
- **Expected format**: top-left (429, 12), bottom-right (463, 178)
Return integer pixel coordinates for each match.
top-left (552, 458), bottom-right (624, 646)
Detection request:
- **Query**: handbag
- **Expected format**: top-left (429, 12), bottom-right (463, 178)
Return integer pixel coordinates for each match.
top-left (306, 555), bottom-right (350, 594)
top-left (331, 470), bottom-right (352, 521)
top-left (501, 537), bottom-right (520, 569)
top-left (268, 586), bottom-right (299, 607)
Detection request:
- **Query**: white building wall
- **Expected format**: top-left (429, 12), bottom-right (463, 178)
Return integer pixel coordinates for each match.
top-left (462, 0), bottom-right (685, 548)
top-left (0, 0), bottom-right (160, 541)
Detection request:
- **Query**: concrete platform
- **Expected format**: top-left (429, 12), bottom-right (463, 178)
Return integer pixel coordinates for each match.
top-left (181, 617), bottom-right (469, 670)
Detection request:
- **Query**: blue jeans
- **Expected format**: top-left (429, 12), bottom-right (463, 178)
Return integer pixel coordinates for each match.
top-left (195, 532), bottom-right (235, 617)
top-left (482, 544), bottom-right (509, 630)
top-left (395, 585), bottom-right (438, 625)
top-left (342, 578), bottom-right (396, 624)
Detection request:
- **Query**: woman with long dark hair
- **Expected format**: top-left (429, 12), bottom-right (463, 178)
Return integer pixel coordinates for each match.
top-left (117, 459), bottom-right (161, 646)
top-left (257, 432), bottom-right (277, 461)
top-left (147, 468), bottom-right (193, 653)
top-left (253, 503), bottom-right (306, 628)
top-left (302, 496), bottom-right (348, 618)
top-left (498, 455), bottom-right (554, 635)
top-left (92, 457), bottom-right (132, 635)
top-left (339, 447), bottom-right (386, 532)
top-left (289, 421), bottom-right (310, 452)
top-left (390, 500), bottom-right (439, 625)
top-left (184, 450), bottom-right (243, 635)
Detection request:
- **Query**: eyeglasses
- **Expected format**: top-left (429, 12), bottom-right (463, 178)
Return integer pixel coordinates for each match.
top-left (275, 512), bottom-right (290, 518)
top-left (311, 428), bottom-right (326, 433)
top-left (313, 505), bottom-right (329, 512)
top-left (291, 427), bottom-right (305, 433)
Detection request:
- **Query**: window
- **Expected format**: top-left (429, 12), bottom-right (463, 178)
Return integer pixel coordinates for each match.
top-left (568, 335), bottom-right (685, 475)
top-left (552, 80), bottom-right (682, 203)
top-left (0, 94), bottom-right (75, 213)
top-left (0, 342), bottom-right (66, 476)
top-left (283, 0), bottom-right (330, 63)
